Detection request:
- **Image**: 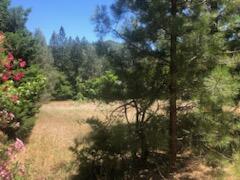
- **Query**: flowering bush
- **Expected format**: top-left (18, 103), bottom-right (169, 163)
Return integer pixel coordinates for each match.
top-left (0, 51), bottom-right (46, 138)
top-left (0, 138), bottom-right (25, 180)
top-left (0, 110), bottom-right (19, 134)
top-left (0, 33), bottom-right (46, 179)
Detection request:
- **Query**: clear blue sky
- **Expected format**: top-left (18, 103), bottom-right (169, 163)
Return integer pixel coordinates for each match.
top-left (11, 0), bottom-right (115, 43)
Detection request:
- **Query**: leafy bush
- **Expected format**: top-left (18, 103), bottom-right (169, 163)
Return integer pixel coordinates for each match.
top-left (71, 116), bottom-right (169, 180)
top-left (0, 137), bottom-right (26, 179)
top-left (0, 33), bottom-right (44, 179)
top-left (0, 64), bottom-right (46, 139)
top-left (76, 71), bottom-right (122, 101)
top-left (4, 30), bottom-right (37, 63)
top-left (0, 50), bottom-right (46, 139)
top-left (52, 72), bottom-right (74, 100)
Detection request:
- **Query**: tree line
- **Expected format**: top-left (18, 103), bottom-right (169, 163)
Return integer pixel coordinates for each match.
top-left (49, 27), bottom-right (112, 100)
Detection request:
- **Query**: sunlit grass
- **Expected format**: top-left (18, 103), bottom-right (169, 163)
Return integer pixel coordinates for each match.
top-left (15, 100), bottom-right (240, 179)
top-left (17, 101), bottom-right (114, 179)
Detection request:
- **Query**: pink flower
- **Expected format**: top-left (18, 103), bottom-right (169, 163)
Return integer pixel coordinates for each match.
top-left (1, 74), bottom-right (9, 82)
top-left (7, 53), bottom-right (14, 62)
top-left (14, 138), bottom-right (25, 151)
top-left (10, 95), bottom-right (19, 103)
top-left (13, 72), bottom-right (24, 81)
top-left (7, 147), bottom-right (13, 157)
top-left (4, 63), bottom-right (13, 70)
top-left (0, 164), bottom-right (11, 180)
top-left (8, 112), bottom-right (15, 120)
top-left (19, 59), bottom-right (26, 68)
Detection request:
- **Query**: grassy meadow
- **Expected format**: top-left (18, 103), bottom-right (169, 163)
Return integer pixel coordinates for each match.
top-left (17, 101), bottom-right (116, 179)
top-left (13, 101), bottom-right (238, 179)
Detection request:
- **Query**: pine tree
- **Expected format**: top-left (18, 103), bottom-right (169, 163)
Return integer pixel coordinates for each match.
top-left (169, 0), bottom-right (177, 170)
top-left (50, 27), bottom-right (69, 72)
top-left (6, 6), bottom-right (31, 32)
top-left (33, 29), bottom-right (59, 100)
top-left (0, 0), bottom-right (9, 32)
top-left (0, 0), bottom-right (31, 33)
top-left (93, 0), bottom-right (228, 171)
top-left (58, 26), bottom-right (66, 46)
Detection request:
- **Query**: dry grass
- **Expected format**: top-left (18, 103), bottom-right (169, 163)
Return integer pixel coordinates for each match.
top-left (16, 100), bottom-right (238, 179)
top-left (174, 159), bottom-right (222, 180)
top-left (17, 101), bottom-right (116, 180)
top-left (16, 100), bottom-right (166, 179)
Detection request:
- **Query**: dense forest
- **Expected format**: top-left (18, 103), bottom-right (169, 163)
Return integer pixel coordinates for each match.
top-left (1, 0), bottom-right (240, 179)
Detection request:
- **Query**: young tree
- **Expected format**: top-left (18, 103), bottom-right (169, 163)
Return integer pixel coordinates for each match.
top-left (93, 0), bottom-right (226, 171)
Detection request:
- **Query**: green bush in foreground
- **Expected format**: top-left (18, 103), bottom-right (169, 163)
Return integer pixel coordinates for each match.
top-left (71, 116), bottom-right (169, 180)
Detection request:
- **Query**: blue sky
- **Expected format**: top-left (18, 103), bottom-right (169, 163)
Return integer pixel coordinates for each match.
top-left (11, 0), bottom-right (115, 42)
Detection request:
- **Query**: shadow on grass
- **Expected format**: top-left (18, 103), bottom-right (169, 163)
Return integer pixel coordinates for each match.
top-left (69, 115), bottom-right (228, 180)
top-left (69, 117), bottom-right (172, 180)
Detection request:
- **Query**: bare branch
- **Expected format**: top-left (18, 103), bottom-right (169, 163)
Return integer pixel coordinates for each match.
top-left (106, 100), bottom-right (134, 126)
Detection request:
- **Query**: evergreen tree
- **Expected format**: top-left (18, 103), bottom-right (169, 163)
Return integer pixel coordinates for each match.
top-left (4, 30), bottom-right (38, 63)
top-left (0, 0), bottom-right (9, 32)
top-left (33, 29), bottom-right (59, 100)
top-left (6, 6), bottom-right (31, 32)
top-left (49, 27), bottom-right (110, 99)
top-left (50, 26), bottom-right (69, 72)
top-left (0, 0), bottom-right (30, 33)
top-left (49, 31), bottom-right (58, 63)
top-left (93, 0), bottom-right (228, 170)
top-left (58, 26), bottom-right (66, 47)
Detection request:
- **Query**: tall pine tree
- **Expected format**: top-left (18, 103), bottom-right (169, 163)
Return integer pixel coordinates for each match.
top-left (93, 0), bottom-right (228, 171)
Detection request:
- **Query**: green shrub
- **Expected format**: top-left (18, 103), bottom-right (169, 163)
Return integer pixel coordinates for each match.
top-left (16, 117), bottom-right (36, 140)
top-left (52, 72), bottom-right (74, 100)
top-left (4, 30), bottom-right (37, 62)
top-left (71, 116), bottom-right (169, 179)
top-left (0, 51), bottom-right (46, 139)
top-left (76, 71), bottom-right (122, 101)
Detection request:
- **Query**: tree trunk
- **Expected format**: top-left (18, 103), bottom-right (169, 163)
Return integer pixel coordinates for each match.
top-left (139, 124), bottom-right (148, 162)
top-left (135, 111), bottom-right (148, 162)
top-left (169, 0), bottom-right (177, 173)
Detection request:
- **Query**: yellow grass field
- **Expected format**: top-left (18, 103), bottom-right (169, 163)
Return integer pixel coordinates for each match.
top-left (16, 101), bottom-right (237, 180)
top-left (17, 101), bottom-right (117, 180)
